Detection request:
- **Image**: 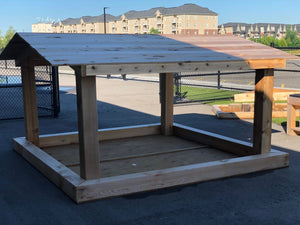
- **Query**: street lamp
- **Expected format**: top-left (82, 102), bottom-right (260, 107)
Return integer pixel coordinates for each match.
top-left (104, 7), bottom-right (109, 34)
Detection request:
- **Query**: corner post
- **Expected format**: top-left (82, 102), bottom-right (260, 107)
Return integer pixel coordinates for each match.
top-left (21, 60), bottom-right (40, 146)
top-left (74, 65), bottom-right (101, 180)
top-left (160, 72), bottom-right (174, 135)
top-left (253, 69), bottom-right (274, 154)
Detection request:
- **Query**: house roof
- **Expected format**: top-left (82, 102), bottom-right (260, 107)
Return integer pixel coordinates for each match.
top-left (0, 33), bottom-right (296, 74)
top-left (58, 4), bottom-right (217, 25)
top-left (122, 4), bottom-right (217, 20)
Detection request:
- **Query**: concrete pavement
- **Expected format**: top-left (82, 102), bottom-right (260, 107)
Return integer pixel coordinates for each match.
top-left (1, 74), bottom-right (300, 225)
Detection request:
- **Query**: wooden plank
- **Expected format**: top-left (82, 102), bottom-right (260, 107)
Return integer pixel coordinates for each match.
top-left (39, 124), bottom-right (161, 148)
top-left (287, 103), bottom-right (297, 136)
top-left (2, 33), bottom-right (294, 70)
top-left (253, 69), bottom-right (274, 154)
top-left (292, 127), bottom-right (300, 135)
top-left (160, 73), bottom-right (174, 135)
top-left (86, 61), bottom-right (252, 75)
top-left (173, 123), bottom-right (253, 156)
top-left (13, 137), bottom-right (83, 202)
top-left (246, 59), bottom-right (286, 69)
top-left (76, 149), bottom-right (288, 203)
top-left (74, 65), bottom-right (100, 180)
top-left (21, 60), bottom-right (40, 146)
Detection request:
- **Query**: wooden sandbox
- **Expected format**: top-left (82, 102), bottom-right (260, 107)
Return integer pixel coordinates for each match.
top-left (213, 102), bottom-right (300, 119)
top-left (0, 33), bottom-right (295, 203)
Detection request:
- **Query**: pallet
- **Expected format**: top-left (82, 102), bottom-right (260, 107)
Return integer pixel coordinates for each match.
top-left (13, 123), bottom-right (289, 203)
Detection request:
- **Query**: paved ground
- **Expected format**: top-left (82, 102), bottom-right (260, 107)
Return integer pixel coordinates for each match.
top-left (1, 74), bottom-right (300, 225)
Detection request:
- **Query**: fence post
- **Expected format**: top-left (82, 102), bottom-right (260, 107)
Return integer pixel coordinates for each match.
top-left (174, 72), bottom-right (181, 99)
top-left (217, 70), bottom-right (221, 89)
top-left (52, 66), bottom-right (60, 117)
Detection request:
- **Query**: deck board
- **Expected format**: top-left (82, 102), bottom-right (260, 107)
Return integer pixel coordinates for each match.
top-left (43, 135), bottom-right (236, 177)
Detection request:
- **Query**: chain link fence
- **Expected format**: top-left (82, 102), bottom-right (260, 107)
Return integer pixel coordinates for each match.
top-left (0, 60), bottom-right (59, 120)
top-left (174, 67), bottom-right (300, 103)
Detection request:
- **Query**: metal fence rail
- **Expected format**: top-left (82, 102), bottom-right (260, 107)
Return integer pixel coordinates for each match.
top-left (0, 60), bottom-right (60, 120)
top-left (174, 68), bottom-right (300, 103)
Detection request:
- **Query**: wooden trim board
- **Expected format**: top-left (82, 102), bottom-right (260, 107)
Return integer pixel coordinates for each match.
top-left (76, 148), bottom-right (288, 203)
top-left (173, 123), bottom-right (253, 156)
top-left (13, 124), bottom-right (289, 203)
top-left (39, 123), bottom-right (161, 148)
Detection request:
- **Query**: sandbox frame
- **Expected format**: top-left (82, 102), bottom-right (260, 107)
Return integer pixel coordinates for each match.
top-left (0, 33), bottom-right (295, 203)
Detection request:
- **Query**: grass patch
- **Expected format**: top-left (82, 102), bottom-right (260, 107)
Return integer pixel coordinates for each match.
top-left (283, 49), bottom-right (300, 55)
top-left (178, 86), bottom-right (241, 105)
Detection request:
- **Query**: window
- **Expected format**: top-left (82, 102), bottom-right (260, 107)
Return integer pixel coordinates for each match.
top-left (187, 31), bottom-right (190, 34)
top-left (194, 16), bottom-right (197, 20)
top-left (194, 23), bottom-right (197, 28)
top-left (206, 24), bottom-right (209, 28)
top-left (194, 31), bottom-right (197, 35)
top-left (213, 31), bottom-right (216, 35)
top-left (206, 31), bottom-right (209, 35)
top-left (206, 16), bottom-right (208, 20)
top-left (187, 15), bottom-right (190, 20)
top-left (187, 23), bottom-right (189, 28)
top-left (179, 23), bottom-right (181, 27)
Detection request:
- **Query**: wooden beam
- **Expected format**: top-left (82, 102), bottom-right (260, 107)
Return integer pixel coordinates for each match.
top-left (76, 149), bottom-right (288, 203)
top-left (86, 61), bottom-right (252, 75)
top-left (13, 137), bottom-right (83, 202)
top-left (173, 123), bottom-right (253, 156)
top-left (74, 65), bottom-right (101, 180)
top-left (160, 73), bottom-right (174, 135)
top-left (21, 60), bottom-right (40, 146)
top-left (253, 69), bottom-right (274, 154)
top-left (39, 124), bottom-right (161, 148)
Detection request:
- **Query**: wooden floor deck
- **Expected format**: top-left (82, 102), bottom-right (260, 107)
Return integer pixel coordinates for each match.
top-left (43, 135), bottom-right (236, 178)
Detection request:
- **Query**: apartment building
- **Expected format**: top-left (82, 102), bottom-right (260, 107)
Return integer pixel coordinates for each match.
top-left (32, 4), bottom-right (218, 35)
top-left (219, 23), bottom-right (300, 39)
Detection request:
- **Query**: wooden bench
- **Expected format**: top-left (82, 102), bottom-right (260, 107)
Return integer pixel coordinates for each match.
top-left (287, 94), bottom-right (300, 136)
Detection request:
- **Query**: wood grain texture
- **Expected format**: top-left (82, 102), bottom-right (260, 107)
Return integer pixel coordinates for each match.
top-left (39, 124), bottom-right (161, 148)
top-left (21, 61), bottom-right (40, 146)
top-left (253, 69), bottom-right (274, 154)
top-left (160, 73), bottom-right (174, 135)
top-left (76, 149), bottom-right (288, 203)
top-left (287, 95), bottom-right (300, 136)
top-left (13, 137), bottom-right (83, 202)
top-left (74, 66), bottom-right (101, 180)
top-left (173, 123), bottom-right (253, 156)
top-left (1, 33), bottom-right (296, 70)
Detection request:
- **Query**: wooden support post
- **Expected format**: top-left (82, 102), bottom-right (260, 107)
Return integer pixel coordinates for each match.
top-left (21, 61), bottom-right (40, 146)
top-left (253, 69), bottom-right (274, 154)
top-left (287, 103), bottom-right (297, 135)
top-left (74, 66), bottom-right (101, 180)
top-left (160, 73), bottom-right (174, 135)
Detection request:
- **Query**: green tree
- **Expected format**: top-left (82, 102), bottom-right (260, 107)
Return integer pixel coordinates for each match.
top-left (0, 30), bottom-right (3, 50)
top-left (150, 27), bottom-right (159, 34)
top-left (285, 25), bottom-right (300, 47)
top-left (2, 26), bottom-right (16, 48)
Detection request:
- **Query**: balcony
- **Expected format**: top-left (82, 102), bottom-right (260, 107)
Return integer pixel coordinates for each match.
top-left (157, 20), bottom-right (162, 25)
top-left (172, 20), bottom-right (177, 24)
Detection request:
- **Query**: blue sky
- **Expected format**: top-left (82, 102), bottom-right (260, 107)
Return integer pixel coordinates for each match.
top-left (1, 0), bottom-right (300, 34)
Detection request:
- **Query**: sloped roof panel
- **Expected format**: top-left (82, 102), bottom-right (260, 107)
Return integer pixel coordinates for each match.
top-left (0, 33), bottom-right (297, 70)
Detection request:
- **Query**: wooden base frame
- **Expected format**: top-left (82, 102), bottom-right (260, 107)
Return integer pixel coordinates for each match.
top-left (13, 123), bottom-right (289, 203)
